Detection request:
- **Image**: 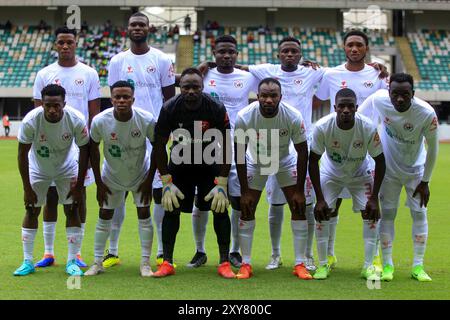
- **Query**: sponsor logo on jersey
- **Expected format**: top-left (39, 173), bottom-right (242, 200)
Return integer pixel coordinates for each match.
top-left (110, 132), bottom-right (118, 141)
top-left (430, 117), bottom-right (438, 131)
top-left (75, 79), bottom-right (84, 86)
top-left (131, 129), bottom-right (141, 138)
top-left (353, 140), bottom-right (363, 149)
top-left (146, 65), bottom-right (156, 73)
top-left (294, 79), bottom-right (303, 86)
top-left (363, 80), bottom-right (373, 88)
top-left (127, 66), bottom-right (133, 73)
top-left (279, 128), bottom-right (288, 137)
top-left (208, 79), bottom-right (216, 87)
top-left (331, 152), bottom-right (342, 163)
top-left (403, 122), bottom-right (414, 132)
top-left (209, 91), bottom-right (220, 101)
top-left (234, 80), bottom-right (243, 88)
top-left (39, 133), bottom-right (47, 142)
top-left (332, 140), bottom-right (340, 148)
top-left (340, 81), bottom-right (347, 89)
top-left (62, 132), bottom-right (72, 141)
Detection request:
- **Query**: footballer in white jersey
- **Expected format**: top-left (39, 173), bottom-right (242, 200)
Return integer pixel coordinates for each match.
top-left (358, 74), bottom-right (438, 282)
top-left (233, 78), bottom-right (312, 280)
top-left (309, 88), bottom-right (386, 280)
top-left (32, 26), bottom-right (100, 269)
top-left (15, 84), bottom-right (89, 277)
top-left (85, 81), bottom-right (156, 277)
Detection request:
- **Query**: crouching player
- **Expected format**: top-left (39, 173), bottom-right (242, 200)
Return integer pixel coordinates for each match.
top-left (84, 81), bottom-right (156, 277)
top-left (15, 84), bottom-right (89, 276)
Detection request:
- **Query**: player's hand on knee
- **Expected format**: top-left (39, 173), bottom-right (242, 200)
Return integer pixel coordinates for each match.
top-left (161, 174), bottom-right (185, 212)
top-left (291, 191), bottom-right (306, 215)
top-left (24, 186), bottom-right (37, 208)
top-left (413, 181), bottom-right (430, 208)
top-left (365, 196), bottom-right (380, 222)
top-left (96, 182), bottom-right (112, 207)
top-left (314, 199), bottom-right (330, 223)
top-left (240, 191), bottom-right (255, 219)
top-left (204, 176), bottom-right (229, 213)
top-left (137, 178), bottom-right (153, 206)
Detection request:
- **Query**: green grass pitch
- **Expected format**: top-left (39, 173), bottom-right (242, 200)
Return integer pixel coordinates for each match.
top-left (0, 139), bottom-right (449, 300)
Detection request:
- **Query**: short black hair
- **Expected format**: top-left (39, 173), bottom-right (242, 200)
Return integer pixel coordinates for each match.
top-left (214, 35), bottom-right (237, 47)
top-left (41, 84), bottom-right (66, 99)
top-left (390, 72), bottom-right (414, 90)
top-left (180, 67), bottom-right (203, 80)
top-left (335, 88), bottom-right (357, 103)
top-left (258, 77), bottom-right (282, 92)
top-left (129, 12), bottom-right (149, 24)
top-left (110, 80), bottom-right (135, 93)
top-left (55, 26), bottom-right (77, 38)
top-left (343, 29), bottom-right (369, 46)
top-left (278, 36), bottom-right (301, 48)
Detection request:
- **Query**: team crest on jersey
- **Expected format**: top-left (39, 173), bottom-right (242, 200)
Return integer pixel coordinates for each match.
top-left (110, 132), bottom-right (118, 141)
top-left (54, 79), bottom-right (62, 86)
top-left (353, 140), bottom-right (363, 149)
top-left (279, 128), bottom-right (289, 137)
top-left (430, 117), bottom-right (438, 131)
top-left (168, 64), bottom-right (175, 77)
top-left (131, 129), bottom-right (141, 138)
top-left (208, 80), bottom-right (216, 87)
top-left (146, 65), bottom-right (156, 73)
top-left (300, 122), bottom-right (306, 135)
top-left (178, 123), bottom-right (183, 128)
top-left (62, 132), bottom-right (72, 141)
top-left (403, 122), bottom-right (414, 132)
top-left (74, 79), bottom-right (84, 86)
top-left (363, 80), bottom-right (373, 88)
top-left (294, 79), bottom-right (303, 86)
top-left (39, 133), bottom-right (47, 142)
top-left (234, 80), bottom-right (243, 88)
top-left (127, 66), bottom-right (133, 73)
top-left (332, 140), bottom-right (340, 148)
top-left (340, 81), bottom-right (347, 89)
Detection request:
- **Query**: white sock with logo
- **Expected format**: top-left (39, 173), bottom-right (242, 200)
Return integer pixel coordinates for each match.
top-left (22, 228), bottom-right (37, 261)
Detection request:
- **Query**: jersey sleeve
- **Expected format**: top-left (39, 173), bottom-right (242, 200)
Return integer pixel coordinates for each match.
top-left (107, 55), bottom-right (121, 87)
top-left (17, 119), bottom-right (35, 144)
top-left (314, 72), bottom-right (330, 101)
top-left (310, 125), bottom-right (325, 156)
top-left (88, 70), bottom-right (102, 101)
top-left (367, 128), bottom-right (383, 158)
top-left (146, 113), bottom-right (157, 143)
top-left (74, 116), bottom-right (89, 147)
top-left (248, 73), bottom-right (259, 94)
top-left (160, 55), bottom-right (176, 87)
top-left (33, 71), bottom-right (45, 100)
top-left (248, 64), bottom-right (273, 81)
top-left (291, 113), bottom-right (307, 145)
top-left (358, 93), bottom-right (377, 121)
top-left (233, 113), bottom-right (248, 144)
top-left (154, 106), bottom-right (172, 138)
top-left (89, 117), bottom-right (102, 144)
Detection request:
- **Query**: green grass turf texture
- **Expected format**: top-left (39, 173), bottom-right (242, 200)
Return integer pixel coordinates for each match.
top-left (0, 139), bottom-right (449, 300)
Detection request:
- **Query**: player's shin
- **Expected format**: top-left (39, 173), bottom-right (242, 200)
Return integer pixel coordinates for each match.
top-left (94, 218), bottom-right (112, 264)
top-left (315, 220), bottom-right (330, 266)
top-left (138, 216), bottom-right (154, 264)
top-left (268, 205), bottom-right (284, 257)
top-left (238, 219), bottom-right (256, 264)
top-left (291, 219), bottom-right (308, 265)
top-left (380, 208), bottom-right (397, 266)
top-left (109, 203), bottom-right (125, 256)
top-left (192, 205), bottom-right (209, 253)
top-left (363, 220), bottom-right (379, 268)
top-left (411, 210), bottom-right (428, 267)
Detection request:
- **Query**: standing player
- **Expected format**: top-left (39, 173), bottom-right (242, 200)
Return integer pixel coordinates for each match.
top-left (188, 35), bottom-right (258, 269)
top-left (14, 84), bottom-right (89, 276)
top-left (359, 73), bottom-right (439, 282)
top-left (84, 81), bottom-right (156, 277)
top-left (314, 30), bottom-right (389, 269)
top-left (152, 68), bottom-right (235, 279)
top-left (234, 78), bottom-right (311, 280)
top-left (33, 26), bottom-right (101, 268)
top-left (309, 88), bottom-right (385, 280)
top-left (106, 12), bottom-right (176, 268)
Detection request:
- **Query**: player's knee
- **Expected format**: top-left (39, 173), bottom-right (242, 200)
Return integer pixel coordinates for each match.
top-left (99, 208), bottom-right (114, 220)
top-left (137, 206), bottom-right (150, 219)
top-left (291, 212), bottom-right (306, 220)
top-left (381, 208), bottom-right (397, 221)
top-left (153, 188), bottom-right (162, 204)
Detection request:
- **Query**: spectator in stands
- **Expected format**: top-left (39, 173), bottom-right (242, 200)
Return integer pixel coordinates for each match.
top-left (2, 113), bottom-right (10, 137)
top-left (173, 24), bottom-right (180, 35)
top-left (38, 20), bottom-right (49, 32)
top-left (81, 21), bottom-right (88, 33)
top-left (184, 15), bottom-right (191, 34)
top-left (205, 20), bottom-right (212, 31)
top-left (258, 25), bottom-right (266, 35)
top-left (211, 21), bottom-right (220, 30)
top-left (5, 20), bottom-right (12, 30)
top-left (193, 30), bottom-right (201, 43)
top-left (150, 24), bottom-right (157, 34)
top-left (247, 32), bottom-right (255, 43)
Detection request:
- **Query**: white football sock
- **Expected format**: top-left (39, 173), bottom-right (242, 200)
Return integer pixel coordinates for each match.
top-left (379, 208), bottom-right (397, 266)
top-left (268, 205), bottom-right (284, 257)
top-left (363, 220), bottom-right (379, 268)
top-left (305, 205), bottom-right (315, 258)
top-left (315, 221), bottom-right (329, 266)
top-left (230, 208), bottom-right (241, 253)
top-left (77, 222), bottom-right (85, 256)
top-left (94, 218), bottom-right (112, 264)
top-left (22, 228), bottom-right (37, 261)
top-left (66, 227), bottom-right (82, 261)
top-left (153, 203), bottom-right (165, 256)
top-left (291, 220), bottom-right (308, 265)
top-left (109, 204), bottom-right (125, 256)
top-left (238, 219), bottom-right (255, 264)
top-left (328, 216), bottom-right (338, 256)
top-left (192, 205), bottom-right (208, 253)
top-left (138, 217), bottom-right (153, 263)
top-left (411, 210), bottom-right (428, 267)
top-left (43, 221), bottom-right (56, 255)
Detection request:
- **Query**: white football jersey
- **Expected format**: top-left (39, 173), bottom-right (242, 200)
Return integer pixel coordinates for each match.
top-left (18, 105), bottom-right (89, 179)
top-left (248, 64), bottom-right (325, 136)
top-left (90, 107), bottom-right (156, 190)
top-left (311, 112), bottom-right (382, 180)
top-left (358, 89), bottom-right (438, 178)
top-left (235, 101), bottom-right (307, 170)
top-left (315, 63), bottom-right (389, 113)
top-left (108, 48), bottom-right (175, 118)
top-left (33, 61), bottom-right (101, 122)
top-left (203, 67), bottom-right (258, 128)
